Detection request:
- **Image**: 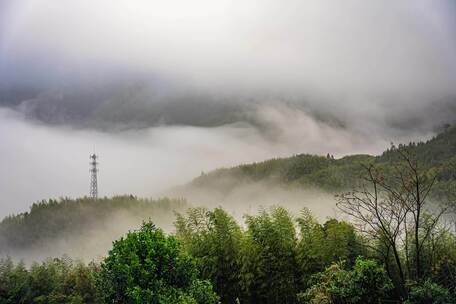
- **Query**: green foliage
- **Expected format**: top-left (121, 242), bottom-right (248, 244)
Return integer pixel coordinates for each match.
top-left (296, 212), bottom-right (365, 288)
top-left (0, 258), bottom-right (29, 304)
top-left (321, 219), bottom-right (364, 268)
top-left (301, 257), bottom-right (393, 304)
top-left (0, 257), bottom-right (99, 304)
top-left (97, 221), bottom-right (218, 304)
top-left (187, 280), bottom-right (220, 304)
top-left (380, 125), bottom-right (456, 169)
top-left (1, 204), bottom-right (456, 304)
top-left (175, 208), bottom-right (243, 304)
top-left (405, 279), bottom-right (456, 304)
top-left (191, 154), bottom-right (374, 193)
top-left (431, 243), bottom-right (456, 291)
top-left (296, 208), bottom-right (326, 285)
top-left (404, 218), bottom-right (456, 285)
top-left (0, 196), bottom-right (188, 253)
top-left (191, 125), bottom-right (456, 198)
top-left (240, 207), bottom-right (300, 304)
top-left (176, 206), bottom-right (369, 304)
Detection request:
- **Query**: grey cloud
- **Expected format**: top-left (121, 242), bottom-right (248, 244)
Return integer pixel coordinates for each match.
top-left (0, 1), bottom-right (455, 136)
top-left (0, 105), bottom-right (434, 218)
top-left (0, 0), bottom-right (456, 216)
top-left (1, 0), bottom-right (455, 96)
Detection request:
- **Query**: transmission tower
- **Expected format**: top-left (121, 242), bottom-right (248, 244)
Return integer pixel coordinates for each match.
top-left (89, 153), bottom-right (98, 199)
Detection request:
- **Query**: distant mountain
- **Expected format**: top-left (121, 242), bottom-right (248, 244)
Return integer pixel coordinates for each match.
top-left (187, 125), bottom-right (456, 196)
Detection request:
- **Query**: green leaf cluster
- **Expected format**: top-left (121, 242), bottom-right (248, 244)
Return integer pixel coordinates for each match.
top-left (98, 222), bottom-right (218, 304)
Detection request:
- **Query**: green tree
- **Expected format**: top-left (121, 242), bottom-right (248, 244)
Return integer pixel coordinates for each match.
top-left (240, 207), bottom-right (299, 304)
top-left (301, 257), bottom-right (393, 304)
top-left (296, 208), bottom-right (325, 288)
top-left (296, 209), bottom-right (365, 289)
top-left (321, 219), bottom-right (364, 268)
top-left (405, 279), bottom-right (455, 304)
top-left (97, 221), bottom-right (218, 304)
top-left (0, 257), bottom-right (100, 304)
top-left (0, 258), bottom-right (30, 304)
top-left (175, 208), bottom-right (243, 303)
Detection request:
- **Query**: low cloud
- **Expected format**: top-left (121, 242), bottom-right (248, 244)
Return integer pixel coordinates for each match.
top-left (1, 1), bottom-right (455, 127)
top-left (0, 105), bottom-right (433, 218)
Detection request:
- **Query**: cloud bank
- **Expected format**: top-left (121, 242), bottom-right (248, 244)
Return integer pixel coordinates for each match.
top-left (1, 0), bottom-right (455, 103)
top-left (0, 105), bottom-right (433, 218)
top-left (0, 0), bottom-right (455, 216)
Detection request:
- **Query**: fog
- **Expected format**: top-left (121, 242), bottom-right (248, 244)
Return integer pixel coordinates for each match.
top-left (2, 0), bottom-right (456, 95)
top-left (1, 186), bottom-right (342, 263)
top-left (0, 105), bottom-right (433, 218)
top-left (0, 1), bottom-right (456, 219)
top-left (2, 205), bottom-right (187, 264)
top-left (2, 1), bottom-right (456, 119)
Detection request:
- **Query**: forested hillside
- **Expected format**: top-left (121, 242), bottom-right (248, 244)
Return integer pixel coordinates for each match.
top-left (0, 196), bottom-right (188, 260)
top-left (190, 125), bottom-right (456, 196)
top-left (191, 154), bottom-right (373, 192)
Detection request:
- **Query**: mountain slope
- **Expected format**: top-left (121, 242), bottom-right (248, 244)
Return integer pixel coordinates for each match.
top-left (0, 196), bottom-right (188, 261)
top-left (189, 126), bottom-right (456, 195)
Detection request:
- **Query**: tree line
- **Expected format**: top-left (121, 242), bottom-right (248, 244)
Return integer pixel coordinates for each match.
top-left (1, 203), bottom-right (455, 303)
top-left (193, 125), bottom-right (456, 195)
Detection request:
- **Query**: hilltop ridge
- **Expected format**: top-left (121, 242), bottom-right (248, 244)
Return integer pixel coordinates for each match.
top-left (188, 125), bottom-right (456, 194)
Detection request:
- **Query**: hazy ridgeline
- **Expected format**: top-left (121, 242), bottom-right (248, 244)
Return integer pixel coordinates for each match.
top-left (0, 196), bottom-right (188, 262)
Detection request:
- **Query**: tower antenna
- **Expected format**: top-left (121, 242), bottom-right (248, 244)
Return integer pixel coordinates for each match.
top-left (89, 153), bottom-right (98, 199)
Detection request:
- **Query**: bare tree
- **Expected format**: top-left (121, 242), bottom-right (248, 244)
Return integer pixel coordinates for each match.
top-left (387, 148), bottom-right (446, 281)
top-left (337, 146), bottom-right (448, 295)
top-left (337, 164), bottom-right (408, 294)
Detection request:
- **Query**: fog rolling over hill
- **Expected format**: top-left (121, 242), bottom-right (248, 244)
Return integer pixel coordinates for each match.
top-left (0, 106), bottom-right (435, 218)
top-left (0, 191), bottom-right (338, 263)
top-left (0, 1), bottom-right (456, 216)
top-left (0, 197), bottom-right (190, 263)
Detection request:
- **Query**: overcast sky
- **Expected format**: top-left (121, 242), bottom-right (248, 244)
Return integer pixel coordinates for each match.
top-left (1, 1), bottom-right (455, 94)
top-left (0, 0), bottom-right (456, 216)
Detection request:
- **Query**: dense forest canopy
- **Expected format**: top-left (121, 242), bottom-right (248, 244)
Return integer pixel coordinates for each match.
top-left (1, 203), bottom-right (455, 303)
